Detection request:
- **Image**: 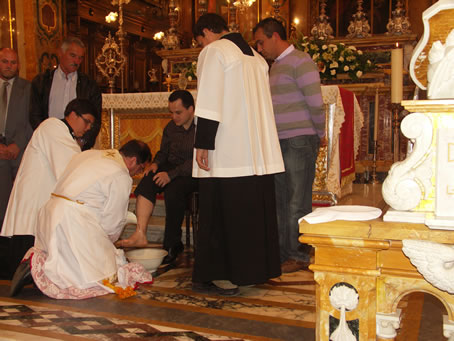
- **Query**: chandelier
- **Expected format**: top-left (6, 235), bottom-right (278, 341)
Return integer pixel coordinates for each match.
top-left (231, 0), bottom-right (256, 12)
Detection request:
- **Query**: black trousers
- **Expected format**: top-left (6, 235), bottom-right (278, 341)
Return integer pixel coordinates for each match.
top-left (192, 175), bottom-right (281, 286)
top-left (135, 171), bottom-right (197, 250)
top-left (0, 235), bottom-right (34, 279)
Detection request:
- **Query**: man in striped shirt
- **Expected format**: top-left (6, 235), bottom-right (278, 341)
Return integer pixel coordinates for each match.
top-left (254, 18), bottom-right (326, 273)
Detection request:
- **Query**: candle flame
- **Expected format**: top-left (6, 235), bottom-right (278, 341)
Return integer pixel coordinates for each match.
top-left (396, 42), bottom-right (399, 48)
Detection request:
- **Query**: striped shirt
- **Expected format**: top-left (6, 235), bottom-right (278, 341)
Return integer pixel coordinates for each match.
top-left (270, 47), bottom-right (325, 140)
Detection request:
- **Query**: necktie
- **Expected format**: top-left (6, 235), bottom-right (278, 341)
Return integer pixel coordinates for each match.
top-left (0, 81), bottom-right (8, 136)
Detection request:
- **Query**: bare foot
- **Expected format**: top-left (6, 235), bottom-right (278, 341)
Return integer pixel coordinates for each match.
top-left (116, 230), bottom-right (148, 248)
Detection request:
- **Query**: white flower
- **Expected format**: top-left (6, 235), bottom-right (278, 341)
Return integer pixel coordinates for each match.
top-left (331, 69), bottom-right (336, 75)
top-left (344, 65), bottom-right (349, 71)
top-left (339, 56), bottom-right (344, 62)
top-left (328, 44), bottom-right (337, 49)
top-left (322, 45), bottom-right (328, 50)
top-left (356, 70), bottom-right (363, 78)
top-left (330, 61), bottom-right (338, 68)
top-left (187, 76), bottom-right (192, 81)
top-left (348, 45), bottom-right (356, 50)
top-left (312, 53), bottom-right (319, 61)
top-left (357, 50), bottom-right (363, 55)
top-left (367, 60), bottom-right (371, 65)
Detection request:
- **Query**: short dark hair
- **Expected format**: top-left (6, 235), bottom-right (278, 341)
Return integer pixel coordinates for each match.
top-left (64, 98), bottom-right (97, 119)
top-left (119, 140), bottom-right (152, 164)
top-left (168, 90), bottom-right (194, 110)
top-left (253, 17), bottom-right (287, 41)
top-left (193, 13), bottom-right (228, 38)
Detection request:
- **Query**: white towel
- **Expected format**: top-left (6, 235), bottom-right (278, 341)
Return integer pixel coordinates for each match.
top-left (299, 205), bottom-right (382, 224)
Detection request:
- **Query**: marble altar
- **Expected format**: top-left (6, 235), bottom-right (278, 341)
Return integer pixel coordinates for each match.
top-left (300, 185), bottom-right (454, 340)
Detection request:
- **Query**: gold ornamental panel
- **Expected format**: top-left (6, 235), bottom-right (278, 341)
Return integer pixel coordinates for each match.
top-left (100, 109), bottom-right (171, 157)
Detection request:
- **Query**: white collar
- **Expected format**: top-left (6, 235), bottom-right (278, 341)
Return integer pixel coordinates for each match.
top-left (276, 45), bottom-right (295, 62)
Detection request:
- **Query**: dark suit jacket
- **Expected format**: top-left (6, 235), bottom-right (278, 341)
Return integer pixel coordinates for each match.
top-left (3, 76), bottom-right (32, 171)
top-left (0, 76), bottom-right (32, 224)
top-left (29, 69), bottom-right (102, 150)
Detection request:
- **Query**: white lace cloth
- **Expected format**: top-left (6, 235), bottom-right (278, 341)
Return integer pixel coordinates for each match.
top-left (28, 247), bottom-right (153, 299)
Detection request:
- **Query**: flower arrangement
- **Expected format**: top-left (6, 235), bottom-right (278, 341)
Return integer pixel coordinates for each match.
top-left (291, 35), bottom-right (378, 81)
top-left (185, 61), bottom-right (197, 81)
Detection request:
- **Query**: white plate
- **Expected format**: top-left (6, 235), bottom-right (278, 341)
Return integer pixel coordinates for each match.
top-left (299, 205), bottom-right (382, 224)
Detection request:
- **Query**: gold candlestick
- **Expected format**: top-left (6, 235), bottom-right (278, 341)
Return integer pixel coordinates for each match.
top-left (391, 103), bottom-right (403, 163)
top-left (164, 74), bottom-right (172, 92)
top-left (370, 140), bottom-right (379, 184)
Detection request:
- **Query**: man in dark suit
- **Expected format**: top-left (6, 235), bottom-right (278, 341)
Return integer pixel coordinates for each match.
top-left (0, 47), bottom-right (32, 279)
top-left (29, 37), bottom-right (102, 150)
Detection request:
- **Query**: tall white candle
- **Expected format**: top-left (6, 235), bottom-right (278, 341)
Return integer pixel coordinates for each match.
top-left (374, 87), bottom-right (379, 141)
top-left (391, 44), bottom-right (403, 103)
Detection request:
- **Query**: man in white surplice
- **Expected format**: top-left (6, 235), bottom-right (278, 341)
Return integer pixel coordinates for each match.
top-left (10, 140), bottom-right (152, 299)
top-left (1, 98), bottom-right (97, 276)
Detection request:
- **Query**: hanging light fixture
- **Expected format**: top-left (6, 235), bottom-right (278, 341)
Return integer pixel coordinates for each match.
top-left (230, 0), bottom-right (256, 12)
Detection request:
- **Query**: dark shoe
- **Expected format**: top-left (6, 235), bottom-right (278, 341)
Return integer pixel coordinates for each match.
top-left (192, 281), bottom-right (239, 296)
top-left (10, 258), bottom-right (33, 297)
top-left (162, 242), bottom-right (184, 265)
top-left (281, 258), bottom-right (310, 273)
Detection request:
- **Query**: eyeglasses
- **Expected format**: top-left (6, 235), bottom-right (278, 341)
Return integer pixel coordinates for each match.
top-left (79, 115), bottom-right (94, 128)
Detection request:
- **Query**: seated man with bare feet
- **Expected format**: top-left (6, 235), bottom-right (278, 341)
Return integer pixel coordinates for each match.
top-left (118, 90), bottom-right (197, 265)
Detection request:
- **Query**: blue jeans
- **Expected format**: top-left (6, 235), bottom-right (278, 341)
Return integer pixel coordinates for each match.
top-left (275, 135), bottom-right (320, 262)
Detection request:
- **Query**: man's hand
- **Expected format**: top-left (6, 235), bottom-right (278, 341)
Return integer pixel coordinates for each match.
top-left (0, 144), bottom-right (11, 160)
top-left (6, 143), bottom-right (20, 160)
top-left (196, 148), bottom-right (210, 171)
top-left (144, 162), bottom-right (158, 176)
top-left (153, 171), bottom-right (171, 187)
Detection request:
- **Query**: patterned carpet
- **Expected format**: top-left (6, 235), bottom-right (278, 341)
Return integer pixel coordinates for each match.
top-left (0, 255), bottom-right (444, 340)
top-left (0, 300), bottom-right (246, 340)
top-left (0, 260), bottom-right (317, 341)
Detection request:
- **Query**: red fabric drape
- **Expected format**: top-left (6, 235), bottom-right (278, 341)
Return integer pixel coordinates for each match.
top-left (338, 87), bottom-right (355, 182)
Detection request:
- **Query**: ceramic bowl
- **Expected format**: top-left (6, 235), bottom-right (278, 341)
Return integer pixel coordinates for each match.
top-left (125, 248), bottom-right (168, 272)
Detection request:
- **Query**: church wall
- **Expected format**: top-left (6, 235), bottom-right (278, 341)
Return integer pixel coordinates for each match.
top-left (4, 0), bottom-right (442, 175)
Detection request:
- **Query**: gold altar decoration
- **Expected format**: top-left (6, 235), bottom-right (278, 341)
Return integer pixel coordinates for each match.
top-left (270, 0), bottom-right (286, 22)
top-left (227, 1), bottom-right (239, 32)
top-left (229, 0), bottom-right (256, 12)
top-left (95, 32), bottom-right (126, 92)
top-left (161, 0), bottom-right (180, 50)
top-left (156, 48), bottom-right (201, 90)
top-left (346, 0), bottom-right (370, 39)
top-left (95, 0), bottom-right (129, 93)
top-left (386, 0), bottom-right (412, 36)
top-left (99, 92), bottom-right (177, 157)
top-left (300, 199), bottom-right (454, 340)
top-left (310, 0), bottom-right (333, 40)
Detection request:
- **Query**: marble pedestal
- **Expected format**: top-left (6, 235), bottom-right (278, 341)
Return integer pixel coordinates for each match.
top-left (300, 217), bottom-right (454, 340)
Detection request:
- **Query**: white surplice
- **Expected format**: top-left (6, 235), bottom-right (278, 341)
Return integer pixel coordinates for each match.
top-left (193, 38), bottom-right (284, 178)
top-left (1, 118), bottom-right (81, 237)
top-left (34, 149), bottom-right (132, 290)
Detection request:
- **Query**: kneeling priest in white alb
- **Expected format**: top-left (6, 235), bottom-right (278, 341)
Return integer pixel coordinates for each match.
top-left (10, 140), bottom-right (153, 299)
